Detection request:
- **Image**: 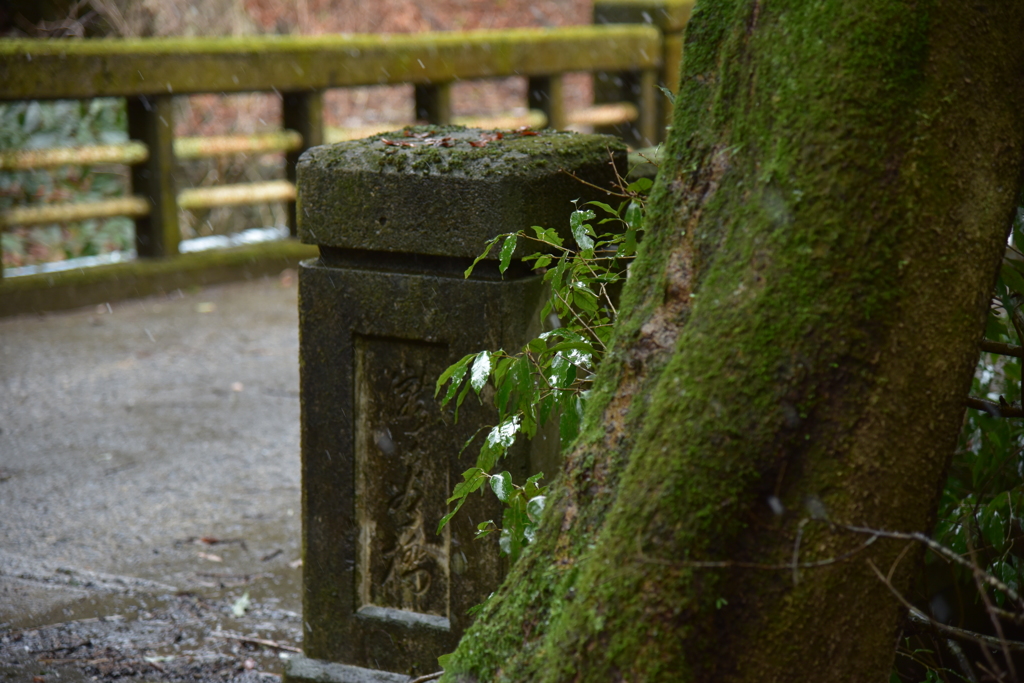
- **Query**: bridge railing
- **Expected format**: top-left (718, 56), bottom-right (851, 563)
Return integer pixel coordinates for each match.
top-left (0, 0), bottom-right (694, 311)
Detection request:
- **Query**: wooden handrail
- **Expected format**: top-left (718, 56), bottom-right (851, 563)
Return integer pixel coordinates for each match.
top-left (0, 26), bottom-right (661, 100)
top-left (0, 131), bottom-right (306, 170)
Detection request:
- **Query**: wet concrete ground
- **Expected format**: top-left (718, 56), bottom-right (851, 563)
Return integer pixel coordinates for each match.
top-left (0, 272), bottom-right (305, 682)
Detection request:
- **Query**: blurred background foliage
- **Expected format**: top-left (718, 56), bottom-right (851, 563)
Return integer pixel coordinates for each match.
top-left (0, 99), bottom-right (134, 267)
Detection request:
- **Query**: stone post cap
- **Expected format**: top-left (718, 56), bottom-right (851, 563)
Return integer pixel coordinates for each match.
top-left (296, 125), bottom-right (627, 261)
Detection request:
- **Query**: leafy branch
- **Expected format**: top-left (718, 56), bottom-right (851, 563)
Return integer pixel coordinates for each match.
top-left (434, 176), bottom-right (653, 562)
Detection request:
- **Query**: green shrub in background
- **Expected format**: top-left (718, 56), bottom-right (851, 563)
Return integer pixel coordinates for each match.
top-left (0, 98), bottom-right (133, 268)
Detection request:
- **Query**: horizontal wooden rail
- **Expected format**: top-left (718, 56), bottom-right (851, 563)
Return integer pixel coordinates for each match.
top-left (174, 131), bottom-right (303, 160)
top-left (567, 102), bottom-right (638, 127)
top-left (177, 180), bottom-right (295, 210)
top-left (0, 142), bottom-right (149, 170)
top-left (1, 180), bottom-right (298, 228)
top-left (0, 26), bottom-right (661, 100)
top-left (1, 131), bottom-right (305, 171)
top-left (0, 196), bottom-right (150, 227)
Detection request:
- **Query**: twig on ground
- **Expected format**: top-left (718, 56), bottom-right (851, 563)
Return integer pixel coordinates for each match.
top-left (208, 631), bottom-right (302, 653)
top-left (194, 571), bottom-right (268, 583)
top-left (30, 640), bottom-right (91, 654)
top-left (409, 672), bottom-right (443, 683)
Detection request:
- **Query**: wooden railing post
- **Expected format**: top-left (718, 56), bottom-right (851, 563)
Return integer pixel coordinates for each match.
top-left (527, 75), bottom-right (567, 130)
top-left (593, 0), bottom-right (695, 146)
top-left (283, 90), bottom-right (324, 238)
top-left (127, 94), bottom-right (179, 258)
top-left (414, 83), bottom-right (453, 125)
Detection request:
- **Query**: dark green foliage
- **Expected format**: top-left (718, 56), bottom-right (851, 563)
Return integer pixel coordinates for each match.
top-left (436, 182), bottom-right (649, 562)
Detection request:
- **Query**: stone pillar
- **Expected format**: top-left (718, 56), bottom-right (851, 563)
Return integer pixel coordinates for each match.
top-left (287, 126), bottom-right (626, 683)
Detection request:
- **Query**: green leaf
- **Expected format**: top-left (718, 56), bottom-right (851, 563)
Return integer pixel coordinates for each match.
top-left (627, 177), bottom-right (653, 193)
top-left (435, 353), bottom-right (474, 399)
top-left (547, 340), bottom-right (594, 355)
top-left (587, 200), bottom-right (618, 217)
top-left (532, 254), bottom-right (552, 270)
top-left (499, 234), bottom-right (518, 274)
top-left (1002, 262), bottom-right (1024, 296)
top-left (487, 415), bottom-right (521, 449)
top-left (447, 467), bottom-right (487, 503)
top-left (570, 209), bottom-right (596, 252)
top-left (572, 285), bottom-right (599, 315)
top-left (526, 337), bottom-right (547, 354)
top-left (624, 201), bottom-right (643, 230)
top-left (620, 228), bottom-right (637, 258)
top-left (527, 494), bottom-right (546, 521)
top-left (520, 404), bottom-right (538, 439)
top-left (453, 375), bottom-right (474, 420)
top-left (539, 392), bottom-right (555, 426)
top-left (476, 416), bottom-right (521, 471)
top-left (470, 350), bottom-right (492, 394)
top-left (524, 474), bottom-right (546, 500)
top-left (440, 471), bottom-right (487, 532)
top-left (464, 235), bottom-right (501, 278)
top-left (559, 395), bottom-right (583, 449)
top-left (441, 365), bottom-right (471, 410)
top-left (531, 225), bottom-right (563, 247)
top-left (549, 255), bottom-right (569, 294)
top-left (512, 356), bottom-right (533, 400)
top-left (490, 471), bottom-right (514, 502)
top-left (548, 352), bottom-right (572, 388)
top-left (476, 441), bottom-right (501, 473)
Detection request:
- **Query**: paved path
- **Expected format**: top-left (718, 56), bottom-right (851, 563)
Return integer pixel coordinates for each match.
top-left (0, 273), bottom-right (305, 679)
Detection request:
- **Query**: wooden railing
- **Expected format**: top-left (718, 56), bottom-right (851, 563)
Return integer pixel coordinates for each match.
top-left (0, 0), bottom-right (694, 307)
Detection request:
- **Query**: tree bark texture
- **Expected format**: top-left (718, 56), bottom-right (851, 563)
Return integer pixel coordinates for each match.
top-left (442, 1), bottom-right (1024, 680)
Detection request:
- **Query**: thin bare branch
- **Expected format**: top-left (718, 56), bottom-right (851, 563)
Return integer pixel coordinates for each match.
top-left (841, 524), bottom-right (1022, 605)
top-left (965, 396), bottom-right (1024, 418)
top-left (558, 168), bottom-right (631, 198)
top-left (867, 560), bottom-right (1007, 680)
top-left (636, 531), bottom-right (879, 571)
top-left (908, 609), bottom-right (1024, 654)
top-left (980, 340), bottom-right (1024, 358)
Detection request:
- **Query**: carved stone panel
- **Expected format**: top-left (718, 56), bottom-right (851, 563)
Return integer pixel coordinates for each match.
top-left (354, 336), bottom-right (451, 621)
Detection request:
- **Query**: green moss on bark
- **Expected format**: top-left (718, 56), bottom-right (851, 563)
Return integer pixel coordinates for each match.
top-left (441, 0), bottom-right (1024, 681)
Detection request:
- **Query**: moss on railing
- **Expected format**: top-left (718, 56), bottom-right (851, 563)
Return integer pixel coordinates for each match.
top-left (0, 25), bottom-right (661, 100)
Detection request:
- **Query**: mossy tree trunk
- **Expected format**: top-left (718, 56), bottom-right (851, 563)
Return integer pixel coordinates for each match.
top-left (442, 1), bottom-right (1024, 681)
